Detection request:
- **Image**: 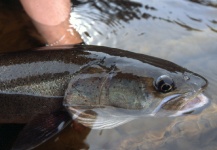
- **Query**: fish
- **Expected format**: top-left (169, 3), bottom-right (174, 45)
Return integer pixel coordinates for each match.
top-left (0, 45), bottom-right (208, 149)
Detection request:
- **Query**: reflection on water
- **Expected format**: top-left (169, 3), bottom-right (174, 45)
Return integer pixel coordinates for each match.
top-left (71, 0), bottom-right (217, 56)
top-left (0, 0), bottom-right (217, 150)
top-left (188, 0), bottom-right (217, 7)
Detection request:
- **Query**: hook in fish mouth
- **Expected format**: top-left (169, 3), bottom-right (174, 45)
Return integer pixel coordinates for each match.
top-left (150, 92), bottom-right (209, 117)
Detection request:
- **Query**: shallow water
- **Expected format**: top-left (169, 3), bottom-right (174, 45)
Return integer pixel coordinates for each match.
top-left (0, 0), bottom-right (217, 149)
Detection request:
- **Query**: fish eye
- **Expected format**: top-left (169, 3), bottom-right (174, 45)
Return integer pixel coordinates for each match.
top-left (155, 75), bottom-right (175, 93)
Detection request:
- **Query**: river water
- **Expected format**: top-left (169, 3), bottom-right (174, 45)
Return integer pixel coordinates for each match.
top-left (0, 0), bottom-right (217, 149)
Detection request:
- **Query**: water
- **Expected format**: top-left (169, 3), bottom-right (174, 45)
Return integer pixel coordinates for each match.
top-left (0, 0), bottom-right (217, 149)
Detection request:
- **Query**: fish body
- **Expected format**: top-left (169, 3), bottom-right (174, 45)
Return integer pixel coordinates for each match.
top-left (0, 45), bottom-right (208, 149)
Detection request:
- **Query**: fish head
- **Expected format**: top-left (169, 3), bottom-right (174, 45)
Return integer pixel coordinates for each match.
top-left (63, 50), bottom-right (209, 129)
top-left (148, 70), bottom-right (208, 116)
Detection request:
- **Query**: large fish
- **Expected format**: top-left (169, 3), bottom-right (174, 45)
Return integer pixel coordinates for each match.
top-left (0, 45), bottom-right (208, 149)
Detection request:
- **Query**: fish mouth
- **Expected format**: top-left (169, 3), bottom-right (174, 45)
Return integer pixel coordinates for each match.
top-left (151, 92), bottom-right (209, 117)
top-left (170, 93), bottom-right (209, 116)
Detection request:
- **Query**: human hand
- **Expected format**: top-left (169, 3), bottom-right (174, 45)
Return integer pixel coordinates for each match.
top-left (20, 0), bottom-right (83, 46)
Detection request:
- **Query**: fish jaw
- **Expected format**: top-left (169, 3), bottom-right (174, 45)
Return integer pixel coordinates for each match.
top-left (150, 93), bottom-right (209, 117)
top-left (170, 93), bottom-right (209, 117)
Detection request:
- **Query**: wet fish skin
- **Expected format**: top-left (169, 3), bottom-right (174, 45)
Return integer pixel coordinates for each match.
top-left (0, 93), bottom-right (63, 123)
top-left (0, 45), bottom-right (207, 124)
top-left (63, 45), bottom-right (208, 120)
top-left (0, 46), bottom-right (94, 123)
top-left (0, 45), bottom-right (208, 149)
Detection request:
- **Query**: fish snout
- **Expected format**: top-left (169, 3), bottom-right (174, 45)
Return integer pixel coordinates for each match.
top-left (185, 72), bottom-right (208, 91)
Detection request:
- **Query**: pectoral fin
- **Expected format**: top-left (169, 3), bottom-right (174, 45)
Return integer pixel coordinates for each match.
top-left (12, 111), bottom-right (71, 150)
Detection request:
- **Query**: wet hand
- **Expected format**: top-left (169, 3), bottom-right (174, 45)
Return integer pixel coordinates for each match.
top-left (20, 0), bottom-right (83, 46)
